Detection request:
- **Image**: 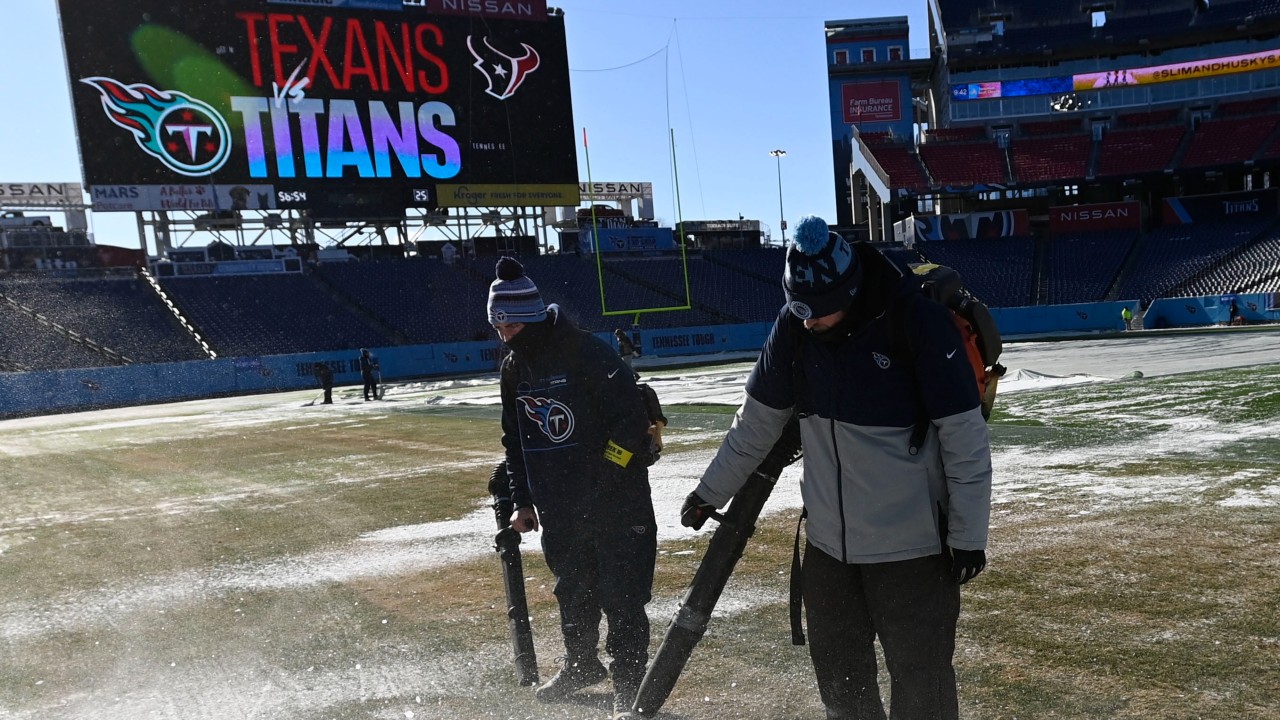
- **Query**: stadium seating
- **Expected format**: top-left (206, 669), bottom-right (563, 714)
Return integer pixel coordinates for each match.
top-left (1216, 96), bottom-right (1279, 117)
top-left (314, 258), bottom-right (493, 343)
top-left (918, 140), bottom-right (1009, 188)
top-left (1115, 109), bottom-right (1181, 128)
top-left (0, 301), bottom-right (119, 371)
top-left (1115, 218), bottom-right (1271, 303)
top-left (1096, 125), bottom-right (1186, 177)
top-left (0, 275), bottom-right (206, 364)
top-left (1020, 119), bottom-right (1083, 137)
top-left (1180, 115), bottom-right (1279, 169)
top-left (861, 136), bottom-right (933, 192)
top-left (1172, 225), bottom-right (1280, 296)
top-left (1010, 134), bottom-right (1091, 184)
top-left (158, 273), bottom-right (392, 357)
top-left (913, 237), bottom-right (1036, 307)
top-left (1044, 230), bottom-right (1138, 304)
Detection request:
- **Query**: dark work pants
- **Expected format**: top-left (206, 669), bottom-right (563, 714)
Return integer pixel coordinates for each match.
top-left (802, 542), bottom-right (960, 720)
top-left (541, 515), bottom-right (656, 686)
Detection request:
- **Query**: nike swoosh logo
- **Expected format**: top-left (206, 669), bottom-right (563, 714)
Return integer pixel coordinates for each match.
top-left (946, 349), bottom-right (958, 359)
top-left (608, 369), bottom-right (619, 378)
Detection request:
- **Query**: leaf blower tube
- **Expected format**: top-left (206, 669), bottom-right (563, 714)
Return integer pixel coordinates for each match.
top-left (628, 415), bottom-right (803, 717)
top-left (489, 461), bottom-right (539, 687)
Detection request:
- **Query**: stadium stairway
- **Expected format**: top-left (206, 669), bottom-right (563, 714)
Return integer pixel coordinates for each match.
top-left (1031, 236), bottom-right (1051, 306)
top-left (138, 268), bottom-right (218, 359)
top-left (1104, 232), bottom-right (1151, 302)
top-left (1086, 134), bottom-right (1102, 179)
top-left (1168, 125), bottom-right (1197, 170)
top-left (0, 292), bottom-right (132, 365)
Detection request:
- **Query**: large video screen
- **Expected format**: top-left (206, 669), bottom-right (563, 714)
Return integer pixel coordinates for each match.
top-left (57, 0), bottom-right (579, 214)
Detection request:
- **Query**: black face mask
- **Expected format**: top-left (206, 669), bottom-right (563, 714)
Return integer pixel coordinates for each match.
top-left (808, 304), bottom-right (862, 344)
top-left (504, 318), bottom-right (553, 354)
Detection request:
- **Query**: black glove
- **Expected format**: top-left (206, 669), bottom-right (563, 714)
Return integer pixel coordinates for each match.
top-left (950, 548), bottom-right (987, 585)
top-left (680, 491), bottom-right (716, 530)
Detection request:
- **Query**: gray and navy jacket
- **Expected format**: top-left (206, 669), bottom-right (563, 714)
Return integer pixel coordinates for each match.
top-left (500, 306), bottom-right (654, 529)
top-left (693, 245), bottom-right (992, 564)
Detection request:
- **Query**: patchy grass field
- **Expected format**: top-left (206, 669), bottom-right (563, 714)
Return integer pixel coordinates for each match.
top-left (1, 362), bottom-right (1278, 719)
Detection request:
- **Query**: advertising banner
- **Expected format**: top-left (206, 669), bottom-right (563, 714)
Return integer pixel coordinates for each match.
top-left (1074, 48), bottom-right (1280, 91)
top-left (950, 76), bottom-right (1072, 101)
top-left (402, 0), bottom-right (549, 22)
top-left (913, 209), bottom-right (1029, 241)
top-left (579, 227), bottom-right (676, 254)
top-left (1049, 200), bottom-right (1141, 234)
top-left (841, 80), bottom-right (901, 124)
top-left (0, 183), bottom-right (85, 206)
top-left (1161, 189), bottom-right (1279, 225)
top-left (435, 183), bottom-right (579, 208)
top-left (56, 0), bottom-right (578, 213)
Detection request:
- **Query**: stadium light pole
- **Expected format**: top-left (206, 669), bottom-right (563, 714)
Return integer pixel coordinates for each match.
top-left (769, 149), bottom-right (787, 245)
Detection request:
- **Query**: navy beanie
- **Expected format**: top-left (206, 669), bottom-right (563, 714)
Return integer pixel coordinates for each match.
top-left (487, 257), bottom-right (547, 324)
top-left (783, 215), bottom-right (863, 320)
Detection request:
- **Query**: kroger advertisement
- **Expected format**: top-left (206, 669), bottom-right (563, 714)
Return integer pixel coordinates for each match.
top-left (56, 0), bottom-right (578, 212)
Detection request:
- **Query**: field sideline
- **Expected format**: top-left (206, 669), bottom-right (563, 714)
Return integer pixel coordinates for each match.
top-left (1, 347), bottom-right (1278, 719)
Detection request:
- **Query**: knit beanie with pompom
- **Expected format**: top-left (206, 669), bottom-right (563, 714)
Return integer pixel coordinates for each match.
top-left (782, 215), bottom-right (863, 320)
top-left (486, 257), bottom-right (547, 324)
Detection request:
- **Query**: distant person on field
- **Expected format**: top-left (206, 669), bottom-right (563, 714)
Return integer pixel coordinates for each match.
top-left (1228, 299), bottom-right (1241, 326)
top-left (313, 362), bottom-right (334, 404)
top-left (359, 348), bottom-right (379, 401)
top-left (679, 216), bottom-right (992, 720)
top-left (614, 328), bottom-right (638, 369)
top-left (1121, 305), bottom-right (1134, 331)
top-left (487, 256), bottom-right (656, 718)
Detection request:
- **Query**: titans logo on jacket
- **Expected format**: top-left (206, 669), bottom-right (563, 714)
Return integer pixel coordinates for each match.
top-left (517, 395), bottom-right (575, 442)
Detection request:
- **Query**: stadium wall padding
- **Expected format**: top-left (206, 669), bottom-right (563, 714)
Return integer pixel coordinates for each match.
top-left (0, 299), bottom-right (1265, 418)
top-left (989, 301), bottom-right (1139, 336)
top-left (1143, 292), bottom-right (1275, 328)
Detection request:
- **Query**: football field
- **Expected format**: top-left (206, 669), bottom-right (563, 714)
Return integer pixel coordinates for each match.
top-left (2, 329), bottom-right (1278, 719)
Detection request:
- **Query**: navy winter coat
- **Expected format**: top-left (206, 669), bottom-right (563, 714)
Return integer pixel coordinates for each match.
top-left (500, 307), bottom-right (654, 528)
top-left (694, 244), bottom-right (992, 564)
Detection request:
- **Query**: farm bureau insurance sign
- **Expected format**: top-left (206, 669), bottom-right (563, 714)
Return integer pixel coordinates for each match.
top-left (56, 0), bottom-right (578, 212)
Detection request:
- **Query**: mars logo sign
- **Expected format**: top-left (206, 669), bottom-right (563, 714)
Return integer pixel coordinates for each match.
top-left (81, 77), bottom-right (231, 177)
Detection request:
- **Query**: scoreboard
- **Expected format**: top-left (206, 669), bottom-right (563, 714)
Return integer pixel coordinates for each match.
top-left (57, 0), bottom-right (580, 215)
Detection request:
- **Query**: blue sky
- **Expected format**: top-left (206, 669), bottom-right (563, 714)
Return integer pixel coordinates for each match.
top-left (0, 1), bottom-right (929, 249)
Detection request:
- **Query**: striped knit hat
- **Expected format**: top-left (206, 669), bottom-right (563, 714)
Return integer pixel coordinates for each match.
top-left (783, 215), bottom-right (863, 320)
top-left (487, 257), bottom-right (547, 324)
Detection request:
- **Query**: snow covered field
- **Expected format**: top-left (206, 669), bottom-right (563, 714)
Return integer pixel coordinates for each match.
top-left (1, 327), bottom-right (1277, 719)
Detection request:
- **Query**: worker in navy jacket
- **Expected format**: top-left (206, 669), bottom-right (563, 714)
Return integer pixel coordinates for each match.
top-left (681, 217), bottom-right (992, 720)
top-left (489, 257), bottom-right (657, 718)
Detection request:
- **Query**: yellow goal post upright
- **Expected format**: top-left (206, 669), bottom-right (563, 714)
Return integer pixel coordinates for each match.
top-left (581, 127), bottom-right (693, 330)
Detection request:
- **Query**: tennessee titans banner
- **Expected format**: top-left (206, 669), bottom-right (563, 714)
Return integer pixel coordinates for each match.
top-left (913, 210), bottom-right (1030, 241)
top-left (56, 0), bottom-right (578, 213)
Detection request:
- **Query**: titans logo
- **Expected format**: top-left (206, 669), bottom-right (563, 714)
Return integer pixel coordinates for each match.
top-left (466, 35), bottom-right (540, 101)
top-left (517, 395), bottom-right (575, 443)
top-left (81, 77), bottom-right (231, 177)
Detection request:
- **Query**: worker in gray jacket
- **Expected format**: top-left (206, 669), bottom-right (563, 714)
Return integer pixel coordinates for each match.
top-left (681, 215), bottom-right (992, 720)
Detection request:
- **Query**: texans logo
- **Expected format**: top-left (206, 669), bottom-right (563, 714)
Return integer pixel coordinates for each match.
top-left (466, 35), bottom-right (541, 100)
top-left (517, 395), bottom-right (575, 442)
